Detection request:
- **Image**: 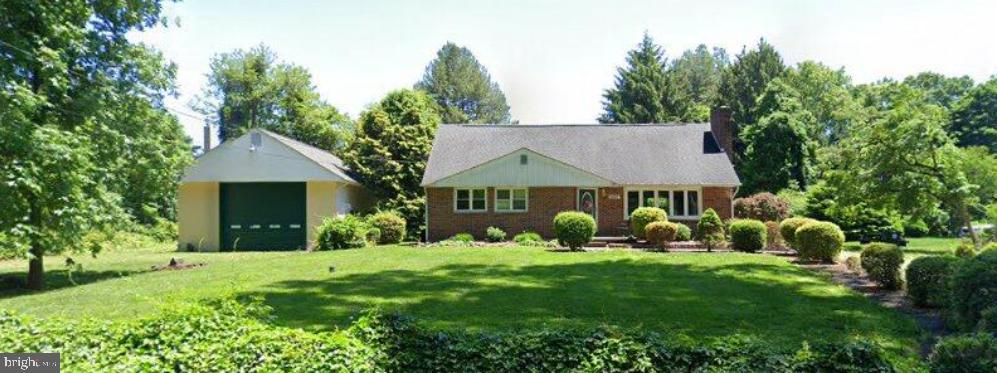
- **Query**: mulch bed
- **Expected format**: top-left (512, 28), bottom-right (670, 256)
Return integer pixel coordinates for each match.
top-left (151, 258), bottom-right (205, 271)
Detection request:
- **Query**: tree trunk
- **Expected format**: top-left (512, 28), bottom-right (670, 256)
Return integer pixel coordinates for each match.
top-left (960, 201), bottom-right (981, 248)
top-left (26, 247), bottom-right (44, 290)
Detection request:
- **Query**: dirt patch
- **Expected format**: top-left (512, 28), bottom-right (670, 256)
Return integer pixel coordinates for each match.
top-left (792, 257), bottom-right (949, 356)
top-left (151, 258), bottom-right (205, 271)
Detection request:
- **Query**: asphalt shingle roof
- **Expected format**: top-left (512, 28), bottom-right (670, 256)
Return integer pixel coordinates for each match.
top-left (262, 130), bottom-right (358, 184)
top-left (421, 123), bottom-right (741, 186)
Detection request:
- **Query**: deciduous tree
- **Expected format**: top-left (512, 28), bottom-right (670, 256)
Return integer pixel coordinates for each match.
top-left (740, 79), bottom-right (816, 193)
top-left (197, 45), bottom-right (353, 152)
top-left (950, 77), bottom-right (997, 153)
top-left (0, 0), bottom-right (190, 289)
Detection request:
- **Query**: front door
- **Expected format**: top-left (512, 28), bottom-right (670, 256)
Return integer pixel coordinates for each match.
top-left (577, 188), bottom-right (598, 221)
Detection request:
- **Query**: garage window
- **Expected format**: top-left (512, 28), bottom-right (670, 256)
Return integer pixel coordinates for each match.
top-left (455, 188), bottom-right (487, 212)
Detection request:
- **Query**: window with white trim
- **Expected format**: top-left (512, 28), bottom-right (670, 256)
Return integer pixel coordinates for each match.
top-left (455, 188), bottom-right (486, 212)
top-left (625, 188), bottom-right (702, 218)
top-left (495, 188), bottom-right (528, 212)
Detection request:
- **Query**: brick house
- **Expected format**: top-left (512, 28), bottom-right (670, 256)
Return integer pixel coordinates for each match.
top-left (420, 110), bottom-right (741, 241)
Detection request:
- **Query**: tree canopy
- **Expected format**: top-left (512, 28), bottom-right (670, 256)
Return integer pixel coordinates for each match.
top-left (415, 42), bottom-right (511, 124)
top-left (599, 33), bottom-right (690, 123)
top-left (950, 77), bottom-right (997, 153)
top-left (739, 79), bottom-right (816, 194)
top-left (0, 0), bottom-right (192, 289)
top-left (670, 44), bottom-right (729, 122)
top-left (718, 39), bottom-right (786, 162)
top-left (197, 45), bottom-right (353, 153)
top-left (343, 89), bottom-right (441, 238)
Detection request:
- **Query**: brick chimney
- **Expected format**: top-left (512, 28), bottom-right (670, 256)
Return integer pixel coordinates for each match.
top-left (709, 107), bottom-right (733, 161)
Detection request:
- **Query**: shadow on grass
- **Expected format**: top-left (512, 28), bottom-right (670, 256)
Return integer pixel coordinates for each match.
top-left (0, 268), bottom-right (148, 298)
top-left (239, 258), bottom-right (920, 349)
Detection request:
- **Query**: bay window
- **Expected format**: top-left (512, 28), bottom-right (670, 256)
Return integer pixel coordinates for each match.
top-left (624, 188), bottom-right (702, 219)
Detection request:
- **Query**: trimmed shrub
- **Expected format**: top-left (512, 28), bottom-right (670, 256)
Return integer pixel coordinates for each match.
top-left (645, 221), bottom-right (678, 250)
top-left (316, 215), bottom-right (369, 250)
top-left (955, 240), bottom-right (977, 258)
top-left (729, 219), bottom-right (767, 253)
top-left (485, 227), bottom-right (507, 242)
top-left (906, 255), bottom-right (959, 308)
top-left (732, 192), bottom-right (790, 222)
top-left (780, 217), bottom-right (816, 249)
top-left (513, 231), bottom-right (543, 244)
top-left (553, 211), bottom-right (596, 251)
top-left (675, 224), bottom-right (692, 241)
top-left (860, 243), bottom-right (904, 290)
top-left (764, 221), bottom-right (782, 249)
top-left (794, 221), bottom-right (844, 263)
top-left (629, 207), bottom-right (667, 239)
top-left (951, 249), bottom-right (997, 330)
top-left (697, 208), bottom-right (725, 252)
top-left (929, 333), bottom-right (997, 373)
top-left (449, 233), bottom-right (474, 243)
top-left (367, 211), bottom-right (406, 244)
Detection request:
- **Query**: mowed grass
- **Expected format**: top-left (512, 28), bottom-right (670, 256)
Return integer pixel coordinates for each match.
top-left (0, 245), bottom-right (922, 356)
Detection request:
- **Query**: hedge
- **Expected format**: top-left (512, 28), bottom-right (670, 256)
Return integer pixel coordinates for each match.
top-left (729, 219), bottom-right (767, 253)
top-left (860, 243), bottom-right (904, 290)
top-left (645, 221), bottom-right (678, 250)
top-left (951, 249), bottom-right (997, 331)
top-left (0, 297), bottom-right (906, 372)
top-left (905, 255), bottom-right (959, 308)
top-left (929, 333), bottom-right (997, 373)
top-left (630, 207), bottom-right (667, 239)
top-left (794, 221), bottom-right (844, 263)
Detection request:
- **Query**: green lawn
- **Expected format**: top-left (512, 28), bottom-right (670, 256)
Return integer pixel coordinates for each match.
top-left (842, 237), bottom-right (962, 264)
top-left (0, 244), bottom-right (922, 357)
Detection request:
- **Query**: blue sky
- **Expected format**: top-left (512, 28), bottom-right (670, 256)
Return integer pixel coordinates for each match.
top-left (130, 0), bottom-right (997, 147)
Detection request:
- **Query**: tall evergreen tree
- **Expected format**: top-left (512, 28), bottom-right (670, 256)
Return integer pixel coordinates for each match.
top-left (718, 39), bottom-right (787, 162)
top-left (344, 89), bottom-right (441, 238)
top-left (197, 45), bottom-right (353, 152)
top-left (671, 44), bottom-right (729, 121)
top-left (415, 42), bottom-right (511, 124)
top-left (599, 33), bottom-right (689, 123)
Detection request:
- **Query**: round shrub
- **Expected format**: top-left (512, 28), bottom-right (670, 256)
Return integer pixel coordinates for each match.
top-left (629, 207), bottom-right (667, 239)
top-left (645, 221), bottom-right (678, 250)
top-left (929, 333), bottom-right (997, 373)
top-left (732, 192), bottom-right (790, 222)
top-left (951, 249), bottom-right (997, 330)
top-left (764, 221), bottom-right (782, 249)
top-left (675, 224), bottom-right (692, 241)
top-left (906, 255), bottom-right (959, 308)
top-left (955, 241), bottom-right (977, 258)
top-left (485, 226), bottom-right (507, 242)
top-left (729, 219), bottom-right (767, 253)
top-left (859, 243), bottom-right (904, 290)
top-left (553, 211), bottom-right (596, 251)
top-left (315, 215), bottom-right (369, 250)
top-left (449, 233), bottom-right (474, 243)
top-left (697, 208), bottom-right (725, 252)
top-left (513, 231), bottom-right (543, 244)
top-left (794, 221), bottom-right (844, 263)
top-left (367, 211), bottom-right (406, 244)
top-left (780, 217), bottom-right (816, 249)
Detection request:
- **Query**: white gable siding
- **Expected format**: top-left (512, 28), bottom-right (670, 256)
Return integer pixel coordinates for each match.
top-left (429, 149), bottom-right (612, 187)
top-left (182, 131), bottom-right (349, 183)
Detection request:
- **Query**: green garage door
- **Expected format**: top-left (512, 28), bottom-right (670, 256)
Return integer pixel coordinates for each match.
top-left (220, 182), bottom-right (306, 251)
